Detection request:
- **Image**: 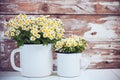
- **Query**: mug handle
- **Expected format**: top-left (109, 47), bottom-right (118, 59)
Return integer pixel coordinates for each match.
top-left (81, 55), bottom-right (91, 70)
top-left (10, 48), bottom-right (21, 71)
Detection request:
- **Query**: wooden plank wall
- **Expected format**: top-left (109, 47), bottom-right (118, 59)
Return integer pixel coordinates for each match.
top-left (0, 0), bottom-right (120, 71)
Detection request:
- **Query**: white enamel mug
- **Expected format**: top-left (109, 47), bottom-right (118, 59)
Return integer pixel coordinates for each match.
top-left (57, 53), bottom-right (90, 77)
top-left (10, 44), bottom-right (52, 77)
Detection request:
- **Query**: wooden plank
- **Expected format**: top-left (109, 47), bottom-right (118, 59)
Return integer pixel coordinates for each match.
top-left (90, 62), bottom-right (120, 69)
top-left (0, 1), bottom-right (120, 14)
top-left (0, 0), bottom-right (120, 3)
top-left (0, 15), bottom-right (120, 41)
top-left (84, 48), bottom-right (120, 55)
top-left (87, 41), bottom-right (120, 50)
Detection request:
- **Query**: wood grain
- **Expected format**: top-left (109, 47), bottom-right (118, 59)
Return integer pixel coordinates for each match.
top-left (0, 1), bottom-right (120, 14)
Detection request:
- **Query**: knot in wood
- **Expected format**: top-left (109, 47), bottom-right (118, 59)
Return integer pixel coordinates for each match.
top-left (41, 3), bottom-right (49, 12)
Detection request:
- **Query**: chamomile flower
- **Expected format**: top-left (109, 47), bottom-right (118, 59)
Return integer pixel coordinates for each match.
top-left (30, 36), bottom-right (36, 41)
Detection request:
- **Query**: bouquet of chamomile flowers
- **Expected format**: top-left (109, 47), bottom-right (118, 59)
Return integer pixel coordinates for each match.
top-left (4, 14), bottom-right (65, 47)
top-left (54, 35), bottom-right (87, 53)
